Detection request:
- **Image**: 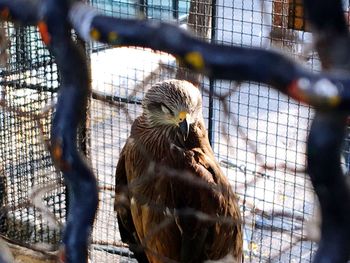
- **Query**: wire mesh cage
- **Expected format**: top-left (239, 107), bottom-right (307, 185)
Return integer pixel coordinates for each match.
top-left (0, 22), bottom-right (65, 254)
top-left (2, 0), bottom-right (350, 263)
top-left (85, 0), bottom-right (338, 262)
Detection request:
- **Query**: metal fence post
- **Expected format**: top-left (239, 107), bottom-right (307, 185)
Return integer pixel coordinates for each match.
top-left (207, 0), bottom-right (216, 145)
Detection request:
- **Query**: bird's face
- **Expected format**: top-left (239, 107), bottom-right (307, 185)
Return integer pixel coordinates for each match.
top-left (142, 80), bottom-right (202, 141)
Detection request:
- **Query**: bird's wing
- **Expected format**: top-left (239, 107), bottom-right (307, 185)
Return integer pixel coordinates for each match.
top-left (116, 129), bottom-right (182, 262)
top-left (168, 121), bottom-right (243, 262)
top-left (114, 143), bottom-right (149, 263)
top-left (191, 147), bottom-right (243, 262)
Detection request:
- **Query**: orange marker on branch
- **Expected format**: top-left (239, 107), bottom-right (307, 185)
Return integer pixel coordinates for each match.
top-left (38, 20), bottom-right (51, 45)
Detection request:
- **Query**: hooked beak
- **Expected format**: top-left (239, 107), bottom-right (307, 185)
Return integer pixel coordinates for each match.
top-left (178, 111), bottom-right (190, 141)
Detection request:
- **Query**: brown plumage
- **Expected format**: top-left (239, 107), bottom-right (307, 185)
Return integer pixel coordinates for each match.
top-left (114, 80), bottom-right (243, 263)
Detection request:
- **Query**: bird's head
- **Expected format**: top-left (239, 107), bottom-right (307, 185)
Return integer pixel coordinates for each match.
top-left (142, 79), bottom-right (202, 141)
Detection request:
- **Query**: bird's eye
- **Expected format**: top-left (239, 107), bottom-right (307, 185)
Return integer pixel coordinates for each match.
top-left (160, 104), bottom-right (173, 115)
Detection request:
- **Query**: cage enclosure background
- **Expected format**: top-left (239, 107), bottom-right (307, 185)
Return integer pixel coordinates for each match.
top-left (0, 23), bottom-right (65, 249)
top-left (84, 0), bottom-right (342, 262)
top-left (2, 0), bottom-right (350, 262)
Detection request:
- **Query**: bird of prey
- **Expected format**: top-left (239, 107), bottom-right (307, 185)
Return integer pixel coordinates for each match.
top-left (114, 79), bottom-right (243, 263)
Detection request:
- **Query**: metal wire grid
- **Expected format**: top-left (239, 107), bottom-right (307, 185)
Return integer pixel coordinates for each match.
top-left (213, 81), bottom-right (316, 262)
top-left (0, 23), bottom-right (64, 247)
top-left (88, 44), bottom-right (185, 263)
top-left (212, 1), bottom-right (322, 261)
top-left (0, 1), bottom-right (347, 261)
top-left (86, 1), bottom-right (216, 261)
top-left (85, 0), bottom-right (330, 262)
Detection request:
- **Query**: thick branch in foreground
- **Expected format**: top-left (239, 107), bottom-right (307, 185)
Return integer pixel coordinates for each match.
top-left (70, 2), bottom-right (350, 111)
top-left (0, 0), bottom-right (40, 26)
top-left (303, 0), bottom-right (350, 70)
top-left (304, 0), bottom-right (350, 262)
top-left (39, 0), bottom-right (98, 262)
top-left (307, 114), bottom-right (350, 263)
top-left (175, 0), bottom-right (212, 86)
